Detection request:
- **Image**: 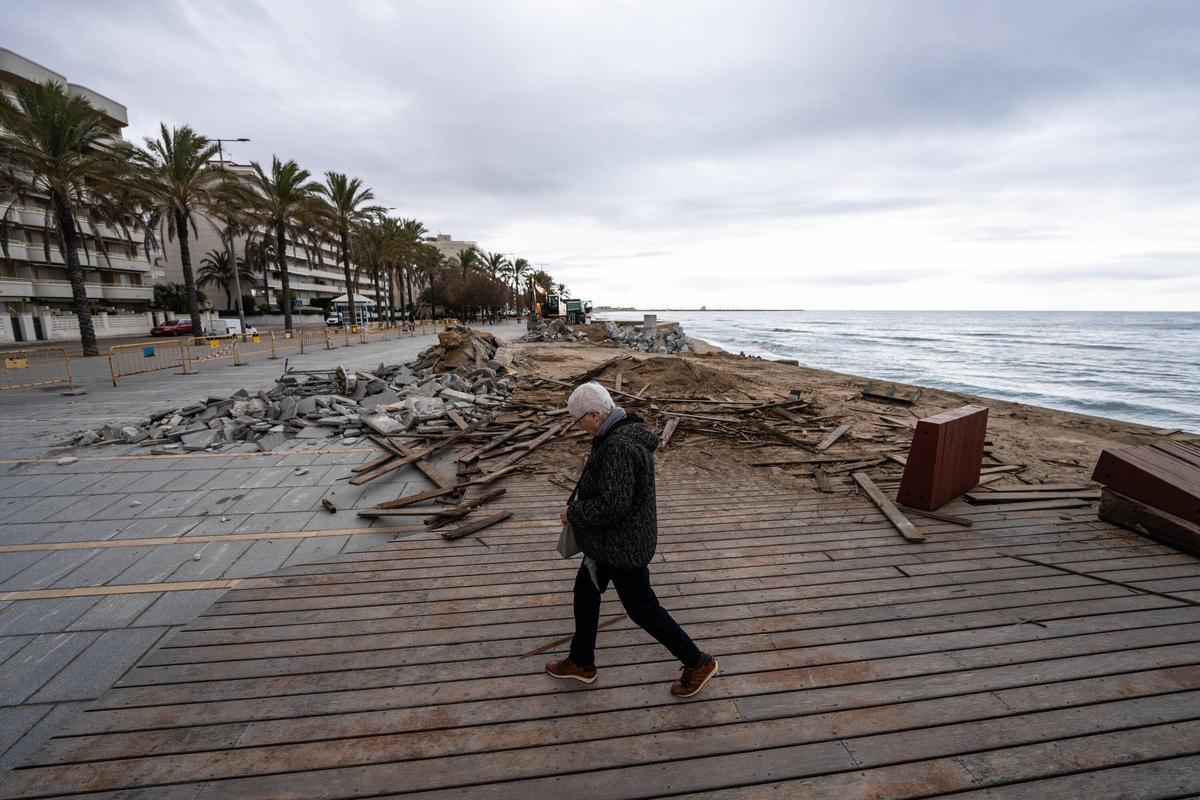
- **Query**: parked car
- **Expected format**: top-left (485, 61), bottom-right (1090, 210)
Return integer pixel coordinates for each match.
top-left (150, 320), bottom-right (193, 337)
top-left (326, 312), bottom-right (343, 326)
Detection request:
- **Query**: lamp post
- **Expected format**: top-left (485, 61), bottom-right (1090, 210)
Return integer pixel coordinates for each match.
top-left (206, 138), bottom-right (250, 334)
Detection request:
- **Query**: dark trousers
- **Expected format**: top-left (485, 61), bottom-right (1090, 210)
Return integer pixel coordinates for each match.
top-left (569, 561), bottom-right (702, 669)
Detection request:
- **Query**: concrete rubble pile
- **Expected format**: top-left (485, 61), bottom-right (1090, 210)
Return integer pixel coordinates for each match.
top-left (67, 325), bottom-right (522, 454)
top-left (521, 317), bottom-right (588, 343)
top-left (604, 320), bottom-right (694, 354)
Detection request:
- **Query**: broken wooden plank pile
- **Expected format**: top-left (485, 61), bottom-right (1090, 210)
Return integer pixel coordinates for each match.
top-left (1091, 441), bottom-right (1200, 556)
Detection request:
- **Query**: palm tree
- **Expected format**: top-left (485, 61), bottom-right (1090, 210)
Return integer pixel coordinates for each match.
top-left (481, 250), bottom-right (509, 280)
top-left (451, 245), bottom-right (480, 279)
top-left (556, 281), bottom-right (568, 298)
top-left (240, 235), bottom-right (274, 305)
top-left (317, 173), bottom-right (384, 328)
top-left (0, 81), bottom-right (135, 355)
top-left (509, 257), bottom-right (530, 315)
top-left (397, 218), bottom-right (427, 318)
top-left (133, 124), bottom-right (222, 337)
top-left (198, 248), bottom-right (255, 311)
top-left (245, 157), bottom-right (319, 330)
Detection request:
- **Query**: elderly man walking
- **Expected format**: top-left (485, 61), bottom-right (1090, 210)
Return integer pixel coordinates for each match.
top-left (547, 381), bottom-right (718, 697)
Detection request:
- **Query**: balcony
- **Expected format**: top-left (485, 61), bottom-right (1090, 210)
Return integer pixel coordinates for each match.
top-left (0, 278), bottom-right (35, 299)
top-left (29, 280), bottom-right (153, 303)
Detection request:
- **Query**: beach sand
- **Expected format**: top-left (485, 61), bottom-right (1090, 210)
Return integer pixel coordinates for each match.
top-left (510, 333), bottom-right (1193, 486)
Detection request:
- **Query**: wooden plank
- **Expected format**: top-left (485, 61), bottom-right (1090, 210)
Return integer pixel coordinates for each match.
top-left (852, 472), bottom-right (924, 542)
top-left (659, 418), bottom-right (679, 449)
top-left (446, 409), bottom-right (469, 430)
top-left (1099, 488), bottom-right (1200, 558)
top-left (484, 422), bottom-right (564, 477)
top-left (373, 486), bottom-right (457, 510)
top-left (813, 424), bottom-right (850, 452)
top-left (424, 488), bottom-right (508, 527)
top-left (986, 483), bottom-right (1095, 493)
top-left (440, 512), bottom-right (513, 540)
top-left (965, 490), bottom-right (1101, 504)
top-left (898, 504), bottom-right (974, 527)
top-left (811, 466), bottom-right (832, 493)
top-left (751, 455), bottom-right (859, 466)
top-left (460, 421), bottom-right (534, 463)
top-left (614, 371), bottom-right (622, 393)
top-left (862, 382), bottom-right (922, 405)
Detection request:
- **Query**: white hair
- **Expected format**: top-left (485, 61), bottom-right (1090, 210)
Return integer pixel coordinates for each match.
top-left (568, 381), bottom-right (615, 421)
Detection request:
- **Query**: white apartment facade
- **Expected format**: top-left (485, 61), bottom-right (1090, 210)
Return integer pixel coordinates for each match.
top-left (0, 48), bottom-right (156, 341)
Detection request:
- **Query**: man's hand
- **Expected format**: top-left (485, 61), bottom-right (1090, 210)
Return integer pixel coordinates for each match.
top-left (559, 506), bottom-right (570, 524)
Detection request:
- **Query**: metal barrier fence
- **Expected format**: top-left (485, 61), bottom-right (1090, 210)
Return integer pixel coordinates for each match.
top-left (109, 340), bottom-right (190, 386)
top-left (188, 334), bottom-right (240, 366)
top-left (235, 331), bottom-right (277, 361)
top-left (1, 347), bottom-right (74, 391)
top-left (299, 328), bottom-right (333, 352)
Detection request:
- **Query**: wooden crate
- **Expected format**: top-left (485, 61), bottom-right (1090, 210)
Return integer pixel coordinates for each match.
top-left (897, 405), bottom-right (988, 511)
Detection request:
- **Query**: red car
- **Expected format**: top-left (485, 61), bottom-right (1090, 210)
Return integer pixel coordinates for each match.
top-left (150, 319), bottom-right (194, 336)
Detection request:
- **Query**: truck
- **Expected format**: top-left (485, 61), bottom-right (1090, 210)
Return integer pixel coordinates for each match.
top-left (541, 295), bottom-right (590, 325)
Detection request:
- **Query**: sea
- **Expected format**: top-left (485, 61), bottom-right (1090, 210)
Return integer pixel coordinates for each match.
top-left (595, 310), bottom-right (1200, 433)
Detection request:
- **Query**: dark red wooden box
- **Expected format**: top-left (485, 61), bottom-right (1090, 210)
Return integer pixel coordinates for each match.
top-left (897, 405), bottom-right (989, 511)
top-left (1091, 441), bottom-right (1200, 526)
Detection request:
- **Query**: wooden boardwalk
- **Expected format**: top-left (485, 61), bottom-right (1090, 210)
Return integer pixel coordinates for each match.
top-left (3, 467), bottom-right (1200, 799)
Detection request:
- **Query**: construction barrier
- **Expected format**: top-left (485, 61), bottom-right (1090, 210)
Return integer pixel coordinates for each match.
top-left (272, 329), bottom-right (304, 357)
top-left (2, 347), bottom-right (74, 391)
top-left (236, 331), bottom-right (277, 361)
top-left (298, 328), bottom-right (333, 352)
top-left (188, 334), bottom-right (240, 366)
top-left (109, 339), bottom-right (190, 387)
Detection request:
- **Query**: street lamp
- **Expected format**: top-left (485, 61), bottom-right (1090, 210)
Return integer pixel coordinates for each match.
top-left (206, 137), bottom-right (251, 334)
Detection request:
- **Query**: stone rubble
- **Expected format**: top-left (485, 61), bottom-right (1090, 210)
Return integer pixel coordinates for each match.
top-left (521, 317), bottom-right (588, 342)
top-left (604, 321), bottom-right (694, 354)
top-left (67, 325), bottom-right (522, 453)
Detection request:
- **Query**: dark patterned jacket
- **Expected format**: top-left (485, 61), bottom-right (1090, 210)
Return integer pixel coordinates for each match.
top-left (567, 413), bottom-right (659, 569)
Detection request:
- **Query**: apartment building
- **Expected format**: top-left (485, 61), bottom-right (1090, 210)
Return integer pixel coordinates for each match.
top-left (0, 48), bottom-right (156, 336)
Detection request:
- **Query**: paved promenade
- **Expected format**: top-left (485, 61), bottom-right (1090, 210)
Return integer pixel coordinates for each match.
top-left (0, 321), bottom-right (526, 777)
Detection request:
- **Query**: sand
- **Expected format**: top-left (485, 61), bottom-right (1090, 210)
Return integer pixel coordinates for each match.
top-left (507, 333), bottom-right (1195, 487)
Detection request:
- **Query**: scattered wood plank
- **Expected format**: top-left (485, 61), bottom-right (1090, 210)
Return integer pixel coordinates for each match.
top-left (749, 420), bottom-right (811, 450)
top-left (446, 410), bottom-right (469, 430)
top-left (824, 457), bottom-right (888, 475)
top-left (986, 483), bottom-right (1095, 493)
top-left (980, 464), bottom-right (1025, 475)
top-left (751, 454), bottom-right (855, 466)
top-left (978, 498), bottom-right (1091, 512)
top-left (659, 419), bottom-right (679, 450)
top-left (852, 472), bottom-right (924, 542)
top-left (1154, 428), bottom-right (1183, 437)
top-left (965, 490), bottom-right (1100, 504)
top-left (484, 422), bottom-right (565, 477)
top-left (1099, 488), bottom-right (1200, 557)
top-left (811, 466), bottom-right (832, 493)
top-left (897, 504), bottom-right (974, 527)
top-left (814, 424), bottom-right (851, 452)
top-left (569, 354), bottom-right (631, 384)
top-left (440, 511), bottom-right (513, 540)
top-left (614, 371), bottom-right (622, 393)
top-left (886, 453), bottom-right (909, 467)
top-left (424, 488), bottom-right (507, 527)
top-left (460, 422), bottom-right (535, 463)
top-left (372, 486), bottom-right (458, 510)
top-left (862, 382), bottom-right (922, 405)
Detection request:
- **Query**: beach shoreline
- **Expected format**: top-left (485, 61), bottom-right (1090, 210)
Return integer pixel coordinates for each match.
top-left (516, 332), bottom-right (1195, 484)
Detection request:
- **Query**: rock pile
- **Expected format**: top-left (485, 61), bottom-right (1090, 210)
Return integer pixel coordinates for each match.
top-left (521, 317), bottom-right (588, 343)
top-left (68, 325), bottom-right (522, 454)
top-left (604, 321), bottom-right (694, 354)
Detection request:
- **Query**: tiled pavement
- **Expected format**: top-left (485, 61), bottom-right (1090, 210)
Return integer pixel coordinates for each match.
top-left (0, 321), bottom-right (526, 776)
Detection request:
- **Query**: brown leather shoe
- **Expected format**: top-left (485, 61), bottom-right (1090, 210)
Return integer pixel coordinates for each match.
top-left (671, 653), bottom-right (718, 698)
top-left (546, 657), bottom-right (597, 684)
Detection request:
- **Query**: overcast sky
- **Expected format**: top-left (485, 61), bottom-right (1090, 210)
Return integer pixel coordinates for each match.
top-left (8, 0), bottom-right (1200, 310)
